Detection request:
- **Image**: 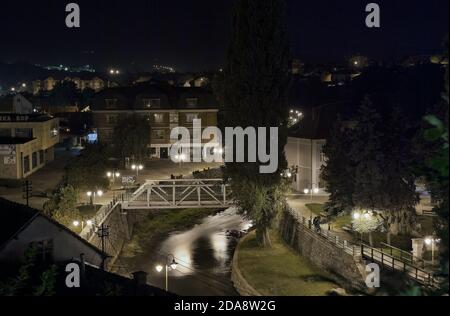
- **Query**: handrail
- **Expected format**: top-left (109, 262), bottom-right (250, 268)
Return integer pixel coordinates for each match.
top-left (380, 242), bottom-right (426, 267)
top-left (361, 244), bottom-right (437, 286)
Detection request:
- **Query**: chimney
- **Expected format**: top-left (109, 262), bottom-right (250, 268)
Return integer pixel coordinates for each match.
top-left (132, 271), bottom-right (148, 296)
top-left (132, 271), bottom-right (148, 286)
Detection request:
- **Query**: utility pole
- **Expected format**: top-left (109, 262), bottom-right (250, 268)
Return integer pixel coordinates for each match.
top-left (22, 180), bottom-right (32, 206)
top-left (96, 223), bottom-right (109, 270)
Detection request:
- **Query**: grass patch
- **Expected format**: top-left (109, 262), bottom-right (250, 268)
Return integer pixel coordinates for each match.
top-left (331, 214), bottom-right (352, 230)
top-left (121, 208), bottom-right (222, 258)
top-left (305, 203), bottom-right (324, 215)
top-left (237, 230), bottom-right (338, 296)
top-left (77, 205), bottom-right (101, 220)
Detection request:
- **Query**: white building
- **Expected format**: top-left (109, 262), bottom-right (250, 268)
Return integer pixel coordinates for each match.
top-left (0, 198), bottom-right (105, 267)
top-left (285, 103), bottom-right (346, 194)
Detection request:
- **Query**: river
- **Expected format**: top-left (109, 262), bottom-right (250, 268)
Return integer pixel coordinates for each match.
top-left (130, 207), bottom-right (252, 296)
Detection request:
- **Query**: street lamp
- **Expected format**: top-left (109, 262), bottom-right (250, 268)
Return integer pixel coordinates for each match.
top-left (72, 219), bottom-right (94, 230)
top-left (87, 190), bottom-right (104, 206)
top-left (303, 184), bottom-right (320, 200)
top-left (155, 254), bottom-right (178, 292)
top-left (107, 171), bottom-right (121, 184)
top-left (131, 164), bottom-right (144, 178)
top-left (424, 236), bottom-right (441, 265)
top-left (174, 153), bottom-right (187, 170)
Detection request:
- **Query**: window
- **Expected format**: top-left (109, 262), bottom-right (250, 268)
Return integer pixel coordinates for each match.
top-left (152, 130), bottom-right (165, 140)
top-left (154, 113), bottom-right (165, 124)
top-left (105, 99), bottom-right (118, 109)
top-left (143, 98), bottom-right (161, 109)
top-left (102, 129), bottom-right (114, 140)
top-left (170, 112), bottom-right (179, 124)
top-left (30, 240), bottom-right (54, 263)
top-left (32, 152), bottom-right (38, 169)
top-left (39, 150), bottom-right (44, 165)
top-left (185, 113), bottom-right (199, 123)
top-left (23, 155), bottom-right (30, 174)
top-left (186, 98), bottom-right (198, 108)
top-left (106, 115), bottom-right (118, 125)
top-left (0, 128), bottom-right (11, 137)
top-left (15, 128), bottom-right (33, 138)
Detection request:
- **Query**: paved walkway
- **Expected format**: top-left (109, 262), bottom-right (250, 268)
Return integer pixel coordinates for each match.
top-left (286, 194), bottom-right (356, 242)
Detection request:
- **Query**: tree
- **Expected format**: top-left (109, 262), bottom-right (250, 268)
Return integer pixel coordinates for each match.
top-left (324, 97), bottom-right (419, 238)
top-left (421, 38), bottom-right (449, 290)
top-left (221, 0), bottom-right (291, 247)
top-left (322, 118), bottom-right (355, 216)
top-left (380, 107), bottom-right (419, 238)
top-left (43, 185), bottom-right (80, 227)
top-left (49, 80), bottom-right (80, 109)
top-left (351, 97), bottom-right (386, 211)
top-left (66, 144), bottom-right (110, 191)
top-left (352, 210), bottom-right (383, 246)
top-left (112, 114), bottom-right (151, 163)
top-left (0, 246), bottom-right (57, 296)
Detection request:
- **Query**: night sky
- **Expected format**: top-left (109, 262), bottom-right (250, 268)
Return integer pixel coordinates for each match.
top-left (0, 0), bottom-right (448, 72)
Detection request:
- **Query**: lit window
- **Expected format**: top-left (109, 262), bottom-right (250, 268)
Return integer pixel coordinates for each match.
top-left (152, 130), bottom-right (165, 140)
top-left (143, 99), bottom-right (161, 108)
top-left (170, 112), bottom-right (179, 124)
top-left (186, 98), bottom-right (198, 108)
top-left (185, 113), bottom-right (199, 123)
top-left (154, 114), bottom-right (165, 123)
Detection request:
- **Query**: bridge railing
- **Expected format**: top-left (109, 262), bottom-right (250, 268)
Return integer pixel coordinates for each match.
top-left (122, 179), bottom-right (232, 209)
top-left (289, 208), bottom-right (359, 257)
top-left (360, 244), bottom-right (438, 287)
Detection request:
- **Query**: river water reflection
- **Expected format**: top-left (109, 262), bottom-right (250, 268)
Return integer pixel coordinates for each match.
top-left (140, 207), bottom-right (252, 296)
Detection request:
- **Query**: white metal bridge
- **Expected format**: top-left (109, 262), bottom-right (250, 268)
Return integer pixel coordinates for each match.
top-left (121, 179), bottom-right (233, 210)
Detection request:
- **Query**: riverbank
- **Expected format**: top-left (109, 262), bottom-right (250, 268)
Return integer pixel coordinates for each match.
top-left (233, 229), bottom-right (339, 296)
top-left (120, 208), bottom-right (222, 262)
top-left (116, 207), bottom-right (250, 296)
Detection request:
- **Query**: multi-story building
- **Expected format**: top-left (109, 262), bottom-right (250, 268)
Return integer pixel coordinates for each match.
top-left (32, 73), bottom-right (112, 94)
top-left (285, 102), bottom-right (351, 194)
top-left (91, 83), bottom-right (219, 159)
top-left (0, 113), bottom-right (59, 179)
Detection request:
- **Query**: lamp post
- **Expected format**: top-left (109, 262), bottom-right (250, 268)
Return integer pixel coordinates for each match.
top-left (72, 219), bottom-right (94, 230)
top-left (425, 236), bottom-right (441, 265)
top-left (155, 254), bottom-right (178, 292)
top-left (131, 164), bottom-right (144, 179)
top-left (87, 190), bottom-right (104, 207)
top-left (352, 210), bottom-right (376, 245)
top-left (107, 171), bottom-right (121, 183)
top-left (303, 184), bottom-right (320, 200)
top-left (174, 153), bottom-right (187, 171)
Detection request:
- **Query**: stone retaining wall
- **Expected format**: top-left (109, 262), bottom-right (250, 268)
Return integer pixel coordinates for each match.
top-left (87, 205), bottom-right (146, 270)
top-left (279, 210), bottom-right (366, 291)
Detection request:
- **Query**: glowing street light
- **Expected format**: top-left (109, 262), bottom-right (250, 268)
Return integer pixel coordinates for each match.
top-left (425, 237), bottom-right (441, 265)
top-left (87, 190), bottom-right (103, 205)
top-left (131, 164), bottom-right (144, 178)
top-left (304, 184), bottom-right (320, 200)
top-left (72, 219), bottom-right (94, 230)
top-left (155, 254), bottom-right (178, 291)
top-left (107, 171), bottom-right (121, 184)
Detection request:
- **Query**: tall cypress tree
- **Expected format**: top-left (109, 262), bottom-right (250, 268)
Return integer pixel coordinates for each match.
top-left (322, 118), bottom-right (356, 215)
top-left (222, 0), bottom-right (291, 247)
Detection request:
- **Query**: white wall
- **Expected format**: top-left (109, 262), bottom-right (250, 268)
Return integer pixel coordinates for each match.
top-left (285, 137), bottom-right (326, 193)
top-left (0, 216), bottom-right (103, 266)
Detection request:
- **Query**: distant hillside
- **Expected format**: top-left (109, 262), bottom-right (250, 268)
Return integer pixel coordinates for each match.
top-left (0, 62), bottom-right (47, 89)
